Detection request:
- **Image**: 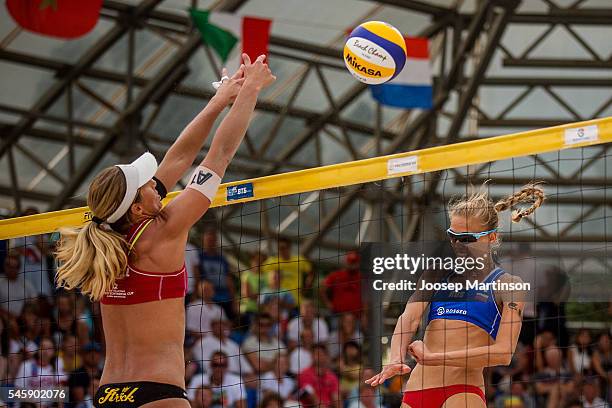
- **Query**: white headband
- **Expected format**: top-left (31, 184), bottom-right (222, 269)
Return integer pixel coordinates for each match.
top-left (106, 152), bottom-right (158, 224)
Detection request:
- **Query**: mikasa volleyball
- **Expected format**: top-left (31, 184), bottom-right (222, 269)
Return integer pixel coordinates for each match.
top-left (344, 21), bottom-right (407, 85)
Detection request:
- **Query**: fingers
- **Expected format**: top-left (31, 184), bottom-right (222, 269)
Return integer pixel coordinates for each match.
top-left (221, 67), bottom-right (228, 78)
top-left (242, 53), bottom-right (251, 65)
top-left (255, 54), bottom-right (266, 63)
top-left (231, 64), bottom-right (244, 80)
top-left (364, 373), bottom-right (381, 386)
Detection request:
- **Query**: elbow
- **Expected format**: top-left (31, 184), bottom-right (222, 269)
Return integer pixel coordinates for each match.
top-left (493, 351), bottom-right (513, 367)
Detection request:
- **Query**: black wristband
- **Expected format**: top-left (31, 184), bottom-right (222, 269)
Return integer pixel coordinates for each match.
top-left (152, 176), bottom-right (168, 199)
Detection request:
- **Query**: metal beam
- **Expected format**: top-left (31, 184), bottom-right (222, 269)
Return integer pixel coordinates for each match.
top-left (372, 0), bottom-right (451, 15)
top-left (445, 2), bottom-right (518, 145)
top-left (454, 176), bottom-right (612, 188)
top-left (49, 0), bottom-right (250, 209)
top-left (0, 49), bottom-right (399, 140)
top-left (504, 58), bottom-right (612, 69)
top-left (0, 0), bottom-right (164, 160)
top-left (50, 34), bottom-right (204, 209)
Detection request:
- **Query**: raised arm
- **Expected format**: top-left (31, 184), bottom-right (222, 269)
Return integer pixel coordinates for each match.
top-left (154, 67), bottom-right (244, 191)
top-left (162, 54), bottom-right (275, 237)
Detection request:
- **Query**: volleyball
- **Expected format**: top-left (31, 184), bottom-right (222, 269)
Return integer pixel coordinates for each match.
top-left (343, 21), bottom-right (407, 85)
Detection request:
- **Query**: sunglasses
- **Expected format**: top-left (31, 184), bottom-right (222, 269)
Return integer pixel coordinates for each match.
top-left (446, 228), bottom-right (497, 243)
top-left (211, 363), bottom-right (228, 368)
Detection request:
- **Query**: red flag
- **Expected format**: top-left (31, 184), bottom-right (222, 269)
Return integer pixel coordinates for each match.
top-left (7, 0), bottom-right (103, 39)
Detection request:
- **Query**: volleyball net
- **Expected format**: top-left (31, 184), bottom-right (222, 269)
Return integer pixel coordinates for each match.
top-left (0, 117), bottom-right (610, 406)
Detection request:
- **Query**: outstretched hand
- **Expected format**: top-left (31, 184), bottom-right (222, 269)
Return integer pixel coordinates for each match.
top-left (364, 362), bottom-right (411, 387)
top-left (214, 66), bottom-right (246, 104)
top-left (241, 53), bottom-right (276, 89)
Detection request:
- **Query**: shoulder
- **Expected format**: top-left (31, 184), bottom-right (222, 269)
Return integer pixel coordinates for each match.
top-left (494, 272), bottom-right (527, 304)
top-left (497, 271), bottom-right (523, 284)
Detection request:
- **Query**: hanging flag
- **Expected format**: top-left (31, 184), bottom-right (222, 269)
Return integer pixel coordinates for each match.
top-left (370, 37), bottom-right (433, 109)
top-left (6, 0), bottom-right (103, 39)
top-left (190, 9), bottom-right (272, 74)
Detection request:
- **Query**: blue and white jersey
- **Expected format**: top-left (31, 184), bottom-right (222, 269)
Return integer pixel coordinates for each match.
top-left (427, 267), bottom-right (505, 339)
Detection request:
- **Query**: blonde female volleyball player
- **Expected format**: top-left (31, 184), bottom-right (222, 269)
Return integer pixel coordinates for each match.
top-left (56, 54), bottom-right (275, 408)
top-left (366, 185), bottom-right (544, 408)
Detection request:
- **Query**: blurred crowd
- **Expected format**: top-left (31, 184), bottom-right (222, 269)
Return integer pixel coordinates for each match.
top-left (0, 207), bottom-right (610, 407)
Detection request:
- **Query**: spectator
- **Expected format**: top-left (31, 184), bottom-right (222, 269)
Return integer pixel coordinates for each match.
top-left (259, 352), bottom-right (295, 400)
top-left (195, 228), bottom-right (236, 320)
top-left (537, 266), bottom-right (570, 349)
top-left (260, 294), bottom-right (285, 340)
top-left (0, 319), bottom-right (7, 383)
top-left (592, 333), bottom-right (611, 400)
top-left (14, 337), bottom-right (66, 394)
top-left (347, 379), bottom-right (377, 408)
top-left (192, 315), bottom-right (252, 376)
top-left (53, 291), bottom-right (90, 346)
top-left (289, 327), bottom-right (313, 376)
top-left (287, 299), bottom-right (329, 350)
top-left (534, 331), bottom-right (557, 372)
top-left (191, 385), bottom-right (214, 408)
top-left (58, 333), bottom-right (81, 374)
top-left (0, 251), bottom-right (37, 319)
top-left (188, 351), bottom-right (246, 408)
top-left (186, 239), bottom-right (200, 299)
top-left (347, 369), bottom-right (383, 408)
top-left (260, 269), bottom-right (295, 323)
top-left (262, 238), bottom-right (313, 306)
top-left (186, 280), bottom-right (225, 340)
top-left (68, 342), bottom-right (104, 404)
top-left (339, 341), bottom-right (361, 400)
top-left (240, 252), bottom-right (266, 329)
top-left (242, 313), bottom-right (286, 374)
top-left (185, 337), bottom-right (201, 386)
top-left (11, 208), bottom-right (54, 297)
top-left (328, 313), bottom-right (361, 361)
top-left (580, 377), bottom-right (609, 408)
top-left (258, 392), bottom-right (283, 408)
top-left (8, 302), bottom-right (41, 378)
top-left (320, 251), bottom-right (362, 317)
top-left (533, 346), bottom-right (575, 406)
top-left (568, 328), bottom-right (595, 376)
top-left (297, 344), bottom-right (340, 408)
top-left (494, 380), bottom-right (536, 408)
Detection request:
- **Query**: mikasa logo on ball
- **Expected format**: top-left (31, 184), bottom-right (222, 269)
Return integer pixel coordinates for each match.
top-left (345, 53), bottom-right (382, 77)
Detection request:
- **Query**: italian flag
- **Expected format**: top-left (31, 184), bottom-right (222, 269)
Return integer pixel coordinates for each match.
top-left (190, 9), bottom-right (272, 74)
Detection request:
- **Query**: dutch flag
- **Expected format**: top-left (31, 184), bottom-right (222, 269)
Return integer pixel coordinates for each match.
top-left (370, 37), bottom-right (433, 109)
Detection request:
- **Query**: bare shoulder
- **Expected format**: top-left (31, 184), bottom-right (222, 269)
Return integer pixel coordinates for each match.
top-left (131, 216), bottom-right (187, 270)
top-left (495, 272), bottom-right (527, 312)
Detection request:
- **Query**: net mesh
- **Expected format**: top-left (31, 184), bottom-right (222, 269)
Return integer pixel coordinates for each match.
top-left (0, 136), bottom-right (610, 407)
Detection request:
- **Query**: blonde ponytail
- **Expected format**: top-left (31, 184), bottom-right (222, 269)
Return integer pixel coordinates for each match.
top-left (449, 182), bottom-right (545, 230)
top-left (55, 167), bottom-right (132, 301)
top-left (494, 183), bottom-right (545, 223)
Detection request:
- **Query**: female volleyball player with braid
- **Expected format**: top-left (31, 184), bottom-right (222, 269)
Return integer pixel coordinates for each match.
top-left (55, 54), bottom-right (275, 408)
top-left (367, 184), bottom-right (545, 408)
